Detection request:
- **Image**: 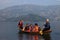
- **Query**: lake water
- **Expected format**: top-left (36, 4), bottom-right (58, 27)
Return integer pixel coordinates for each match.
top-left (0, 21), bottom-right (60, 40)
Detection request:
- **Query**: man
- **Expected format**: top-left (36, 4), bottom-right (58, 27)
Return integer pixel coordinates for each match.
top-left (18, 20), bottom-right (23, 29)
top-left (43, 19), bottom-right (50, 32)
top-left (32, 23), bottom-right (40, 32)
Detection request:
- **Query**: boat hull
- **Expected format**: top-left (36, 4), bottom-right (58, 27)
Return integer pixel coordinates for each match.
top-left (18, 30), bottom-right (52, 35)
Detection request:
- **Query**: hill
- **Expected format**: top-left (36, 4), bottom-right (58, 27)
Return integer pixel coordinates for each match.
top-left (0, 4), bottom-right (60, 21)
top-left (4, 14), bottom-right (46, 22)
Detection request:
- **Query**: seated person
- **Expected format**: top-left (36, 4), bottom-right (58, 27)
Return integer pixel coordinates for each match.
top-left (32, 23), bottom-right (40, 32)
top-left (29, 24), bottom-right (33, 32)
top-left (25, 24), bottom-right (30, 32)
top-left (43, 19), bottom-right (51, 32)
top-left (18, 20), bottom-right (23, 29)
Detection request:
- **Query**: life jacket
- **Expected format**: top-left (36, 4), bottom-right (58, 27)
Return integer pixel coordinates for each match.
top-left (25, 26), bottom-right (30, 32)
top-left (18, 22), bottom-right (23, 27)
top-left (32, 26), bottom-right (39, 32)
top-left (26, 30), bottom-right (30, 32)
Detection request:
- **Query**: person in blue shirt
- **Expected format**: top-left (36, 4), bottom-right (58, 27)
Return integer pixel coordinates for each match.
top-left (43, 19), bottom-right (50, 32)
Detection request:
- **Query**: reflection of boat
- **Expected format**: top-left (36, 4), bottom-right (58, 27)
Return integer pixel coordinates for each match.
top-left (18, 29), bottom-right (52, 35)
top-left (18, 33), bottom-right (23, 40)
top-left (43, 33), bottom-right (51, 40)
top-left (33, 35), bottom-right (38, 40)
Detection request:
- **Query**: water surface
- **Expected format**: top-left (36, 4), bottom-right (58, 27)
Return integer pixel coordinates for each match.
top-left (0, 22), bottom-right (60, 40)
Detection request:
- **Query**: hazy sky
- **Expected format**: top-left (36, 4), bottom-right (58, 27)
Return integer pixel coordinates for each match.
top-left (0, 0), bottom-right (60, 9)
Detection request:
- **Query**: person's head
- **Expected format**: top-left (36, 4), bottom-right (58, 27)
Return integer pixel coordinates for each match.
top-left (35, 23), bottom-right (38, 26)
top-left (26, 23), bottom-right (29, 26)
top-left (46, 19), bottom-right (49, 23)
top-left (29, 24), bottom-right (32, 26)
top-left (20, 20), bottom-right (23, 22)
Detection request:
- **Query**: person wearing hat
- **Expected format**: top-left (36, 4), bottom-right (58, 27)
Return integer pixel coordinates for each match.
top-left (43, 19), bottom-right (51, 32)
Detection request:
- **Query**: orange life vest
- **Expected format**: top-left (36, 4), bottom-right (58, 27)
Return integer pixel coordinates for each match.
top-left (32, 26), bottom-right (39, 32)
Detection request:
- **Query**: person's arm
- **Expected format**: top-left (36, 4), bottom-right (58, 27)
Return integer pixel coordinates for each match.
top-left (32, 28), bottom-right (35, 32)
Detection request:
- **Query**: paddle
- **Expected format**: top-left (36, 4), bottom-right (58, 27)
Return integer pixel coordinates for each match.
top-left (39, 29), bottom-right (43, 35)
top-left (18, 27), bottom-right (25, 31)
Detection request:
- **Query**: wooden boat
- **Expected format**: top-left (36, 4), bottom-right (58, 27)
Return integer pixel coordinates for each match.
top-left (18, 29), bottom-right (52, 35)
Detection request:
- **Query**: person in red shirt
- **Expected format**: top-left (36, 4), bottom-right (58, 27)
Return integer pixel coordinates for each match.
top-left (18, 20), bottom-right (23, 29)
top-left (24, 24), bottom-right (30, 32)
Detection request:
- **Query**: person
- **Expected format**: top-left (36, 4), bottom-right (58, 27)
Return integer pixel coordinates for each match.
top-left (25, 24), bottom-right (30, 32)
top-left (32, 23), bottom-right (40, 32)
top-left (43, 19), bottom-right (50, 32)
top-left (29, 24), bottom-right (33, 32)
top-left (18, 20), bottom-right (23, 29)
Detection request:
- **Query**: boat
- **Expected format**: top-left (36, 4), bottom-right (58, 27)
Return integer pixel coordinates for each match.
top-left (18, 29), bottom-right (52, 35)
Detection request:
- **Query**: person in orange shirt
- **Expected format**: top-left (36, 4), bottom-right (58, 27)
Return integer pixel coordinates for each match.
top-left (32, 23), bottom-right (40, 32)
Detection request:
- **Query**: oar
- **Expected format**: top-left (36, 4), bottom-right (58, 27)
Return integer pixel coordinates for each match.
top-left (18, 27), bottom-right (25, 31)
top-left (39, 25), bottom-right (45, 35)
top-left (39, 29), bottom-right (43, 35)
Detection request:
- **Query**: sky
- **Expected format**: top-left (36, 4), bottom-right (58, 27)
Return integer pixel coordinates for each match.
top-left (0, 0), bottom-right (60, 9)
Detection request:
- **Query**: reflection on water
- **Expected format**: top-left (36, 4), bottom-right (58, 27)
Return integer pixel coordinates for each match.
top-left (0, 22), bottom-right (60, 40)
top-left (43, 34), bottom-right (51, 40)
top-left (18, 32), bottom-right (51, 40)
top-left (18, 34), bottom-right (23, 40)
top-left (33, 35), bottom-right (38, 40)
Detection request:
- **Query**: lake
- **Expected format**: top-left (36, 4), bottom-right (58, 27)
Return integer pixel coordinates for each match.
top-left (0, 21), bottom-right (60, 40)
